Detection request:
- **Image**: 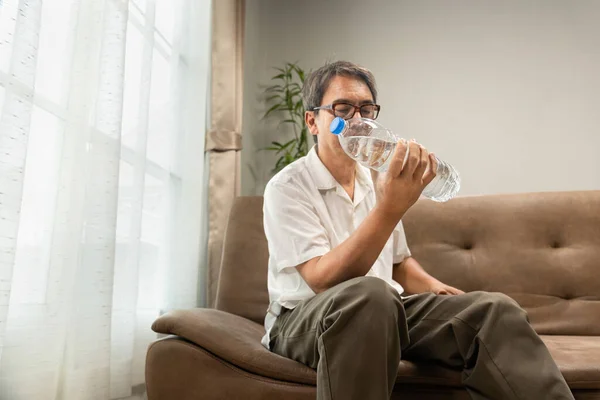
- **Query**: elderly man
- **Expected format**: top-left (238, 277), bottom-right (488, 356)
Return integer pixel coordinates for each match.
top-left (261, 60), bottom-right (573, 400)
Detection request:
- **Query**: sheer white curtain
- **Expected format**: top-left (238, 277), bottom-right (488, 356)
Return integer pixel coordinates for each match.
top-left (0, 0), bottom-right (211, 399)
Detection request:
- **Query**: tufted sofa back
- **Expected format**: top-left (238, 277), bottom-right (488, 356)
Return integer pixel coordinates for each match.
top-left (402, 190), bottom-right (600, 335)
top-left (215, 191), bottom-right (600, 335)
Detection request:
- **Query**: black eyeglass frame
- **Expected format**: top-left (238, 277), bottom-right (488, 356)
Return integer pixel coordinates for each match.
top-left (312, 102), bottom-right (381, 120)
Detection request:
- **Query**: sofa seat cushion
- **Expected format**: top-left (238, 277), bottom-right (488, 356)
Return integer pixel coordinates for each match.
top-left (152, 309), bottom-right (600, 389)
top-left (542, 335), bottom-right (600, 389)
top-left (398, 335), bottom-right (600, 390)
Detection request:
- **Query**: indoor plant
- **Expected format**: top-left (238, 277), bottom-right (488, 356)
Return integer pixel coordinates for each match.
top-left (263, 62), bottom-right (310, 172)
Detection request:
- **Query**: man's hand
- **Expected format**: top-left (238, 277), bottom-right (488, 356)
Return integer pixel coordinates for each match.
top-left (393, 257), bottom-right (465, 296)
top-left (373, 139), bottom-right (438, 219)
top-left (428, 283), bottom-right (465, 296)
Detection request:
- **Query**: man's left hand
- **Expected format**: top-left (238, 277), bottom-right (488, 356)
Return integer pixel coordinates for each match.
top-left (429, 283), bottom-right (465, 296)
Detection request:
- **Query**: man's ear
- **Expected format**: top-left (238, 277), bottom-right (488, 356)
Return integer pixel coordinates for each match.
top-left (305, 111), bottom-right (319, 136)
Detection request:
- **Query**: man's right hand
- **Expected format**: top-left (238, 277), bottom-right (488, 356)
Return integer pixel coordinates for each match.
top-left (374, 139), bottom-right (438, 218)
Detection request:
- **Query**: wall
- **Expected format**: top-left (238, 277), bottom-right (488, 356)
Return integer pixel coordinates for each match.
top-left (242, 0), bottom-right (600, 196)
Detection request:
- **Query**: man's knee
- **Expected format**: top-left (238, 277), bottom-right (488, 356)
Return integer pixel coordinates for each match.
top-left (473, 291), bottom-right (528, 321)
top-left (335, 276), bottom-right (402, 317)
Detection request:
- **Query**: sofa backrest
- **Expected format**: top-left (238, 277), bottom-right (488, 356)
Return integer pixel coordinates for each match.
top-left (402, 190), bottom-right (600, 336)
top-left (215, 196), bottom-right (270, 325)
top-left (215, 191), bottom-right (600, 335)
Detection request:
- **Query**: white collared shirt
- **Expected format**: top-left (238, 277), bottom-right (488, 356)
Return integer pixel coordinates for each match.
top-left (261, 146), bottom-right (411, 348)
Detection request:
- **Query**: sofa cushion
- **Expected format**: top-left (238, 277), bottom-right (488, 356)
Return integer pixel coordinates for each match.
top-left (151, 308), bottom-right (600, 389)
top-left (214, 196), bottom-right (270, 325)
top-left (542, 335), bottom-right (600, 390)
top-left (152, 308), bottom-right (316, 385)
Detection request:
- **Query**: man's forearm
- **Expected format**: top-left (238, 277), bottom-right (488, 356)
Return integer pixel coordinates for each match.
top-left (393, 256), bottom-right (442, 295)
top-left (306, 204), bottom-right (404, 293)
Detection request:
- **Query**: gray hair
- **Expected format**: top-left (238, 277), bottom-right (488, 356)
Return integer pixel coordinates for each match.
top-left (302, 61), bottom-right (378, 143)
top-left (302, 60), bottom-right (378, 114)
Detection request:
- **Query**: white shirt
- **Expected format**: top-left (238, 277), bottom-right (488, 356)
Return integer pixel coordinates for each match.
top-left (261, 146), bottom-right (411, 348)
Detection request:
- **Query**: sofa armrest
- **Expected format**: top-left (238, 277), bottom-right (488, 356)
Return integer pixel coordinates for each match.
top-left (151, 308), bottom-right (316, 384)
top-left (152, 308), bottom-right (264, 349)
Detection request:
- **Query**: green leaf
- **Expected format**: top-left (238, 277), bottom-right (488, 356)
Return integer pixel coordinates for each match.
top-left (263, 103), bottom-right (281, 118)
top-left (274, 155), bottom-right (288, 172)
top-left (280, 118), bottom-right (297, 125)
top-left (280, 139), bottom-right (296, 150)
top-left (266, 94), bottom-right (284, 103)
top-left (292, 109), bottom-right (304, 120)
top-left (287, 82), bottom-right (301, 91)
top-left (265, 84), bottom-right (283, 92)
top-left (291, 64), bottom-right (305, 81)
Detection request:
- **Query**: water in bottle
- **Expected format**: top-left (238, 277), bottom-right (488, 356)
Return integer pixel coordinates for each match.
top-left (329, 117), bottom-right (460, 202)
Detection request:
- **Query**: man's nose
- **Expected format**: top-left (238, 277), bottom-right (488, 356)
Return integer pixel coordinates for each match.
top-left (350, 108), bottom-right (362, 119)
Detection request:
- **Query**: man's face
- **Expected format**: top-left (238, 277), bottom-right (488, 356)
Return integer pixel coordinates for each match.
top-left (306, 75), bottom-right (375, 158)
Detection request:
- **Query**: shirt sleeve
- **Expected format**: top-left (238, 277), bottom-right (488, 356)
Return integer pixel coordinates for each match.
top-left (392, 220), bottom-right (412, 264)
top-left (263, 182), bottom-right (331, 272)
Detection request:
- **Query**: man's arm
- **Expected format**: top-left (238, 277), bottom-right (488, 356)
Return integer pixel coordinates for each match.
top-left (393, 256), bottom-right (464, 295)
top-left (298, 140), bottom-right (434, 294)
top-left (297, 203), bottom-right (404, 293)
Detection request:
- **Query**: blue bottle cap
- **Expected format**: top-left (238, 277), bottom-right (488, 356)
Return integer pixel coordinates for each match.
top-left (329, 117), bottom-right (346, 135)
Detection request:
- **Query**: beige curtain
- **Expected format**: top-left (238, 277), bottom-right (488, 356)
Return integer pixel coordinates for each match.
top-left (206, 0), bottom-right (245, 307)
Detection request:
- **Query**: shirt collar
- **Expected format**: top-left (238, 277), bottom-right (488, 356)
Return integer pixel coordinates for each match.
top-left (306, 145), bottom-right (373, 193)
top-left (306, 146), bottom-right (338, 190)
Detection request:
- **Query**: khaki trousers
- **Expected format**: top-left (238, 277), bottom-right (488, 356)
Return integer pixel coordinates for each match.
top-left (269, 276), bottom-right (574, 400)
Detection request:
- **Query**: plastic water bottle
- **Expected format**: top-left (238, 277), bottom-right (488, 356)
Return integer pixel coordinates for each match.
top-left (329, 117), bottom-right (460, 202)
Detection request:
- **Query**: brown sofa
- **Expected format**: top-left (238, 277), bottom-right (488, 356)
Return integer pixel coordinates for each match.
top-left (146, 191), bottom-right (600, 399)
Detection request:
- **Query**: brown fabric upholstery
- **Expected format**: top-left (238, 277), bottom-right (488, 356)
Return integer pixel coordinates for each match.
top-left (151, 308), bottom-right (316, 385)
top-left (402, 191), bottom-right (600, 336)
top-left (149, 309), bottom-right (600, 388)
top-left (214, 196), bottom-right (270, 324)
top-left (542, 335), bottom-right (600, 389)
top-left (147, 191), bottom-right (600, 399)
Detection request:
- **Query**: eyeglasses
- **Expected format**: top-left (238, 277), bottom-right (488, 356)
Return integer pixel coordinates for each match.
top-left (312, 102), bottom-right (381, 120)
